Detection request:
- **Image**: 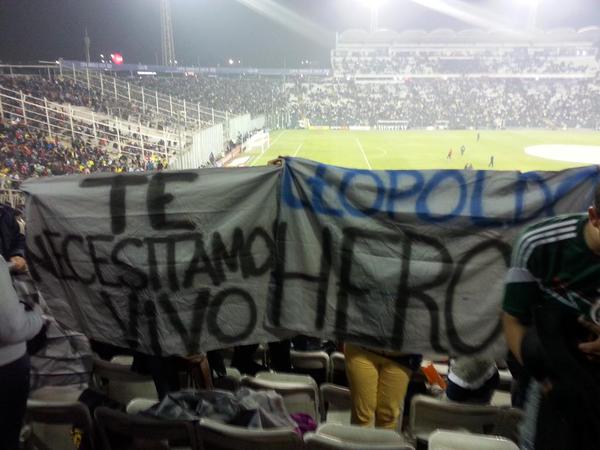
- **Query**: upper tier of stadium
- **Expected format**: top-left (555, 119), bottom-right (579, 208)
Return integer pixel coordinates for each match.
top-left (332, 27), bottom-right (600, 77)
top-left (337, 27), bottom-right (600, 44)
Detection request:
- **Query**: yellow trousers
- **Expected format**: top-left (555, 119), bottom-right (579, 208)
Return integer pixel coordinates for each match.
top-left (345, 343), bottom-right (411, 430)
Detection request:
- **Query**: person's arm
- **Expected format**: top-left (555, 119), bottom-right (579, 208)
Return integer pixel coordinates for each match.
top-left (503, 312), bottom-right (528, 365)
top-left (502, 265), bottom-right (540, 364)
top-left (0, 257), bottom-right (43, 344)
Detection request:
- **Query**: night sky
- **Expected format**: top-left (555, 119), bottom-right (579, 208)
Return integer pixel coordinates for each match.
top-left (0, 0), bottom-right (598, 68)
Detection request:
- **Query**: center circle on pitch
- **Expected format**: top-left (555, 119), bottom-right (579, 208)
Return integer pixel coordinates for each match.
top-left (525, 145), bottom-right (600, 164)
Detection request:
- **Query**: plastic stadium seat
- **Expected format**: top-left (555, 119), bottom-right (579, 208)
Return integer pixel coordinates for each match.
top-left (94, 405), bottom-right (199, 450)
top-left (490, 390), bottom-right (512, 407)
top-left (25, 398), bottom-right (95, 450)
top-left (428, 430), bottom-right (519, 450)
top-left (241, 372), bottom-right (320, 420)
top-left (408, 395), bottom-right (522, 446)
top-left (29, 385), bottom-right (84, 403)
top-left (304, 423), bottom-right (414, 450)
top-left (291, 350), bottom-right (330, 385)
top-left (196, 417), bottom-right (303, 450)
top-left (255, 371), bottom-right (318, 385)
top-left (319, 383), bottom-right (352, 424)
top-left (329, 352), bottom-right (348, 386)
top-left (92, 357), bottom-right (158, 406)
top-left (226, 366), bottom-right (242, 380)
top-left (126, 398), bottom-right (159, 415)
top-left (110, 355), bottom-right (134, 366)
top-left (497, 369), bottom-right (514, 391)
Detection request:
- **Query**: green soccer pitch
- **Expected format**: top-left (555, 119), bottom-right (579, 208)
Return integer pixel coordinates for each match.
top-left (247, 129), bottom-right (600, 171)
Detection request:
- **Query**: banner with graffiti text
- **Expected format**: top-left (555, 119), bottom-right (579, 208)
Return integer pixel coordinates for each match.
top-left (22, 159), bottom-right (600, 356)
top-left (23, 167), bottom-right (286, 356)
top-left (268, 158), bottom-right (599, 356)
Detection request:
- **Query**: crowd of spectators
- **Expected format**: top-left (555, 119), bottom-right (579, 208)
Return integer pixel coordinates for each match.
top-left (4, 61), bottom-right (598, 136)
top-left (130, 73), bottom-right (600, 131)
top-left (0, 54), bottom-right (599, 182)
top-left (0, 74), bottom-right (288, 133)
top-left (137, 75), bottom-right (289, 116)
top-left (333, 55), bottom-right (595, 75)
top-left (286, 77), bottom-right (600, 129)
top-left (332, 47), bottom-right (598, 75)
top-left (0, 119), bottom-right (168, 189)
top-left (0, 76), bottom-right (185, 132)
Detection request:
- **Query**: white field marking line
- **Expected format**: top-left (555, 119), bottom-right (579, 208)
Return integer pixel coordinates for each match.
top-left (292, 143), bottom-right (303, 157)
top-left (355, 138), bottom-right (372, 170)
top-left (524, 144), bottom-right (600, 164)
top-left (264, 130), bottom-right (287, 154)
top-left (251, 130), bottom-right (287, 166)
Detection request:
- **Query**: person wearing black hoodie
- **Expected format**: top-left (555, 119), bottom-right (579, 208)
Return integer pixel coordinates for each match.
top-left (0, 204), bottom-right (27, 273)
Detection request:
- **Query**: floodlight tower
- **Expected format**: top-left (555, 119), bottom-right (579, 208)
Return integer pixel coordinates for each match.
top-left (364, 0), bottom-right (385, 33)
top-left (518, 0), bottom-right (542, 30)
top-left (84, 28), bottom-right (91, 63)
top-left (160, 0), bottom-right (176, 66)
top-left (370, 4), bottom-right (379, 32)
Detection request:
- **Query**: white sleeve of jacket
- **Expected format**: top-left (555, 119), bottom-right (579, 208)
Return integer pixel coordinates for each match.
top-left (0, 256), bottom-right (43, 344)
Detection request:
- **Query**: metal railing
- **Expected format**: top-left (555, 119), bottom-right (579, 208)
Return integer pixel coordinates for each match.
top-left (0, 84), bottom-right (181, 158)
top-left (58, 62), bottom-right (229, 131)
top-left (0, 63), bottom-right (272, 169)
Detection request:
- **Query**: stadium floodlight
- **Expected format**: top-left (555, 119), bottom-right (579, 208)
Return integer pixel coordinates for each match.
top-left (228, 58), bottom-right (234, 65)
top-left (359, 0), bottom-right (387, 32)
top-left (514, 0), bottom-right (542, 30)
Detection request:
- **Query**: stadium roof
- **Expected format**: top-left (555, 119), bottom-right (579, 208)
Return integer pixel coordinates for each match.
top-left (338, 27), bottom-right (600, 45)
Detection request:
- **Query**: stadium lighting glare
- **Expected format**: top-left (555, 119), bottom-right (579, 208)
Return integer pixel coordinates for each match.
top-left (513, 0), bottom-right (542, 30)
top-left (235, 0), bottom-right (332, 46)
top-left (359, 0), bottom-right (386, 32)
top-left (407, 0), bottom-right (525, 35)
top-left (228, 58), bottom-right (234, 65)
top-left (361, 0), bottom-right (384, 5)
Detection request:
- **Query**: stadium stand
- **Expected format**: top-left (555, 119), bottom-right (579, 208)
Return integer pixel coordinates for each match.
top-left (331, 28), bottom-right (599, 77)
top-left (292, 28), bottom-right (600, 129)
top-left (2, 27), bottom-right (599, 448)
top-left (286, 76), bottom-right (600, 129)
top-left (1, 28), bottom-right (598, 185)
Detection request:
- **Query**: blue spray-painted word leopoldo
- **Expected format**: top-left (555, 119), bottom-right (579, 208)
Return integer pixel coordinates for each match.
top-left (281, 158), bottom-right (600, 226)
